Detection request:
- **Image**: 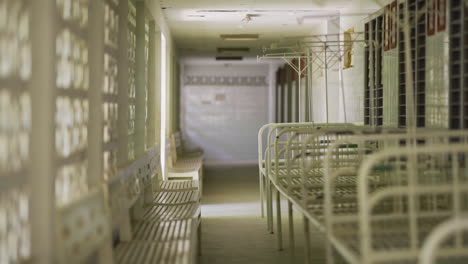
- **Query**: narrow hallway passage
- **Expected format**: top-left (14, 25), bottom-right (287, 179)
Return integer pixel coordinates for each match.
top-left (200, 165), bottom-right (325, 264)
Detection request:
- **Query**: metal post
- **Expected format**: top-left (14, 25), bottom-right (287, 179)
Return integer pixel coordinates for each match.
top-left (307, 48), bottom-right (314, 122)
top-left (276, 189), bottom-right (283, 250)
top-left (288, 201), bottom-right (295, 262)
top-left (268, 179), bottom-right (274, 233)
top-left (339, 59), bottom-right (348, 123)
top-left (265, 130), bottom-right (274, 233)
top-left (258, 126), bottom-right (265, 219)
top-left (298, 57), bottom-right (302, 122)
top-left (324, 43), bottom-right (329, 124)
top-left (291, 67), bottom-right (297, 122)
top-left (260, 171), bottom-right (265, 218)
top-left (326, 238), bottom-right (334, 264)
top-left (304, 216), bottom-right (312, 264)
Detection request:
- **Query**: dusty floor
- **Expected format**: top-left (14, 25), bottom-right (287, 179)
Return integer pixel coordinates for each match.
top-left (199, 165), bottom-right (325, 264)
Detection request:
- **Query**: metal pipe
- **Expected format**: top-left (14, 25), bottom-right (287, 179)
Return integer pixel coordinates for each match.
top-left (339, 59), bottom-right (348, 123)
top-left (304, 216), bottom-right (311, 264)
top-left (307, 48), bottom-right (314, 122)
top-left (268, 177), bottom-right (274, 233)
top-left (260, 170), bottom-right (265, 218)
top-left (288, 201), bottom-right (295, 262)
top-left (324, 43), bottom-right (329, 124)
top-left (298, 57), bottom-right (302, 122)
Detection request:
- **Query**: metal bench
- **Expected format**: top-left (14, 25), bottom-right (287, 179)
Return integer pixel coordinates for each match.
top-left (110, 147), bottom-right (202, 264)
top-left (115, 219), bottom-right (200, 264)
top-left (159, 180), bottom-right (199, 191)
top-left (152, 190), bottom-right (200, 205)
top-left (167, 132), bottom-right (204, 184)
top-left (115, 240), bottom-right (197, 264)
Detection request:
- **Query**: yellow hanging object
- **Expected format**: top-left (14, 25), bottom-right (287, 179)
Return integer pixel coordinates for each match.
top-left (344, 28), bottom-right (354, 69)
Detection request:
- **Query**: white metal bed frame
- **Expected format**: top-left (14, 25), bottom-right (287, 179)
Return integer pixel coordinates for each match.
top-left (259, 125), bottom-right (468, 263)
top-left (256, 1), bottom-right (468, 262)
top-left (257, 122), bottom-right (355, 234)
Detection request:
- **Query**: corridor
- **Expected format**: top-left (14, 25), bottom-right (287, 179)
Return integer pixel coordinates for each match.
top-left (200, 166), bottom-right (325, 264)
top-left (3, 0), bottom-right (468, 263)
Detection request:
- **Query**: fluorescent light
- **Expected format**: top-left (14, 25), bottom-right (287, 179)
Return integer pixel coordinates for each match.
top-left (217, 47), bottom-right (250, 53)
top-left (220, 34), bottom-right (259, 41)
top-left (215, 56), bottom-right (243, 61)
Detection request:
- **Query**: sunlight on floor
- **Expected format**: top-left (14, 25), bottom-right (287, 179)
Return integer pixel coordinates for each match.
top-left (202, 202), bottom-right (261, 217)
top-left (199, 166), bottom-right (323, 264)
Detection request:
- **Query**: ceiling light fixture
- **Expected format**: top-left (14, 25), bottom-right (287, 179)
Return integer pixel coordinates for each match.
top-left (217, 47), bottom-right (250, 53)
top-left (220, 34), bottom-right (259, 41)
top-left (216, 56), bottom-right (243, 61)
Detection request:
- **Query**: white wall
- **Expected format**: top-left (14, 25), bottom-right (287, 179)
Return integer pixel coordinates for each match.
top-left (181, 62), bottom-right (271, 165)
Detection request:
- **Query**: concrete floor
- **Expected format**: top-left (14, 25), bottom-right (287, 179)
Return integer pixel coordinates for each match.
top-left (199, 165), bottom-right (326, 264)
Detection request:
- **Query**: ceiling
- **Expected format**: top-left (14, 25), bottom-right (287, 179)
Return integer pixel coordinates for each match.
top-left (160, 0), bottom-right (383, 58)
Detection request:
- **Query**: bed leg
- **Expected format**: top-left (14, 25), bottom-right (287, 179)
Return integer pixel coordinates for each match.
top-left (276, 189), bottom-right (283, 250)
top-left (288, 200), bottom-right (295, 262)
top-left (304, 216), bottom-right (311, 264)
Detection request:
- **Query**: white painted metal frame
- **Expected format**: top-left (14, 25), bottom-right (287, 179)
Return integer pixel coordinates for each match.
top-left (260, 124), bottom-right (468, 263)
top-left (166, 131), bottom-right (203, 183)
top-left (257, 123), bottom-right (355, 237)
top-left (257, 2), bottom-right (467, 264)
top-left (258, 32), bottom-right (368, 124)
top-left (323, 131), bottom-right (468, 263)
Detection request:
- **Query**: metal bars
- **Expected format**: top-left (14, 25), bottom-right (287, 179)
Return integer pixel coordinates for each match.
top-left (260, 32), bottom-right (366, 124)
